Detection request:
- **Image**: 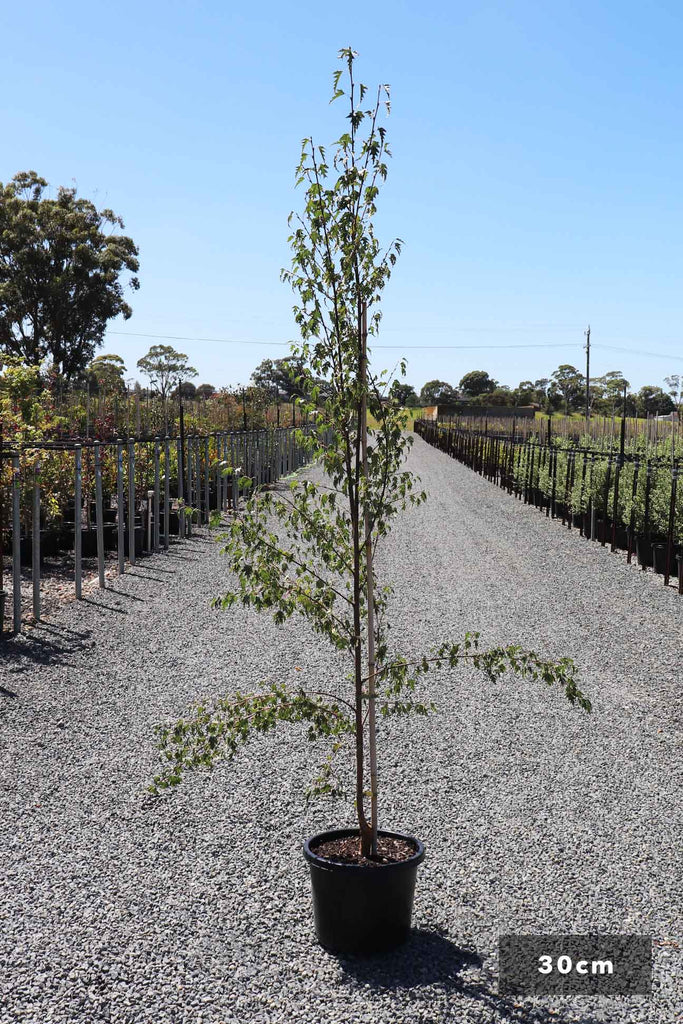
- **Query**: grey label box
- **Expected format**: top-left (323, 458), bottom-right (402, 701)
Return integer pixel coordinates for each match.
top-left (498, 934), bottom-right (652, 996)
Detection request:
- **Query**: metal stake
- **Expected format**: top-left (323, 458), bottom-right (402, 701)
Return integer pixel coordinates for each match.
top-left (117, 440), bottom-right (125, 574)
top-left (75, 446), bottom-right (83, 599)
top-left (32, 462), bottom-right (41, 620)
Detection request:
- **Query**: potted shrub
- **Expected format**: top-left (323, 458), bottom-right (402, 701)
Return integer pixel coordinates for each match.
top-left (148, 50), bottom-right (591, 955)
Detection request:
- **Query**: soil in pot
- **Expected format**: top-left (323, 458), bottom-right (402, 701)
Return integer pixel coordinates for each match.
top-left (303, 828), bottom-right (425, 955)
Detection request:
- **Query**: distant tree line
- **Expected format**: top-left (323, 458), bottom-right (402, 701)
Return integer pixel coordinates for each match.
top-left (380, 366), bottom-right (680, 418)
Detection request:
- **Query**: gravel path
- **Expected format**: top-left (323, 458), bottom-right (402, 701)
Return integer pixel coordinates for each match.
top-left (1, 433), bottom-right (681, 1024)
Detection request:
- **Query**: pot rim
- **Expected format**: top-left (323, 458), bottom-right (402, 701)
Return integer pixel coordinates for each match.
top-left (303, 827), bottom-right (425, 873)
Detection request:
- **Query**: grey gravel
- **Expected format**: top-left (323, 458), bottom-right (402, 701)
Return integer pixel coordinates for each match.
top-left (1, 433), bottom-right (682, 1024)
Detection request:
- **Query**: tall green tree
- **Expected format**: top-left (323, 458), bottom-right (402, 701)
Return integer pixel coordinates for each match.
top-left (137, 343), bottom-right (197, 433)
top-left (0, 171), bottom-right (139, 378)
top-left (637, 385), bottom-right (675, 417)
top-left (149, 50), bottom-right (589, 862)
top-left (549, 364), bottom-right (585, 415)
top-left (388, 380), bottom-right (418, 406)
top-left (459, 370), bottom-right (497, 397)
top-left (251, 355), bottom-right (328, 401)
top-left (419, 379), bottom-right (458, 405)
top-left (87, 353), bottom-right (127, 393)
top-left (664, 374), bottom-right (682, 416)
top-left (137, 344), bottom-right (197, 401)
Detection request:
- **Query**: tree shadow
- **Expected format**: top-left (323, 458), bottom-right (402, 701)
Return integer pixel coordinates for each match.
top-left (134, 563), bottom-right (177, 575)
top-left (0, 624), bottom-right (93, 669)
top-left (336, 929), bottom-right (604, 1024)
top-left (102, 588), bottom-right (144, 602)
top-left (81, 597), bottom-right (128, 613)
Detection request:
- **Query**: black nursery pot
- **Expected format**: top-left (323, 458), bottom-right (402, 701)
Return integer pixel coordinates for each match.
top-left (652, 543), bottom-right (668, 575)
top-left (303, 828), bottom-right (425, 955)
top-left (614, 526), bottom-right (629, 550)
top-left (636, 535), bottom-right (653, 568)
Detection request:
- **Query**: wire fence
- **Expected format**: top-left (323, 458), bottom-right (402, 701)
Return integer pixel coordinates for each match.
top-left (415, 419), bottom-right (683, 595)
top-left (0, 425), bottom-right (313, 635)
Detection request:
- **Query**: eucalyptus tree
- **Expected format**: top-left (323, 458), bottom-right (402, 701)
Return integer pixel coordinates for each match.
top-left (0, 171), bottom-right (139, 378)
top-left (137, 343), bottom-right (197, 433)
top-left (149, 50), bottom-right (590, 858)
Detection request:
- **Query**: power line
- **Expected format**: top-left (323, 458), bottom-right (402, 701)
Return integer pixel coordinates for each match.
top-left (108, 331), bottom-right (290, 347)
top-left (593, 343), bottom-right (683, 362)
top-left (108, 330), bottom-right (580, 351)
top-left (107, 329), bottom-right (683, 361)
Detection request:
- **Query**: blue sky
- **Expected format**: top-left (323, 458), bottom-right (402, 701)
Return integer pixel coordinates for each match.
top-left (3, 0), bottom-right (683, 394)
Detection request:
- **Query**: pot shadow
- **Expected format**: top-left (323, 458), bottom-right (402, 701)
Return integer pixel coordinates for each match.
top-left (336, 929), bottom-right (605, 1024)
top-left (336, 928), bottom-right (481, 989)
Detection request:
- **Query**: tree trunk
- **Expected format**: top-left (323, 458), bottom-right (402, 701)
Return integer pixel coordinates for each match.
top-left (360, 302), bottom-right (378, 856)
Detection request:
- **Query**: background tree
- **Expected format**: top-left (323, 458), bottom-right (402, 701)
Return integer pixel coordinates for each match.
top-left (87, 353), bottom-right (127, 394)
top-left (484, 385), bottom-right (514, 406)
top-left (514, 380), bottom-right (536, 405)
top-left (548, 364), bottom-right (585, 415)
top-left (174, 381), bottom-right (198, 400)
top-left (459, 370), bottom-right (497, 397)
top-left (196, 383), bottom-right (216, 399)
top-left (0, 171), bottom-right (139, 378)
top-left (251, 355), bottom-right (327, 401)
top-left (419, 379), bottom-right (458, 405)
top-left (533, 378), bottom-right (550, 407)
top-left (137, 344), bottom-right (197, 401)
top-left (599, 370), bottom-right (630, 415)
top-left (665, 374), bottom-right (682, 416)
top-left (137, 343), bottom-right (197, 433)
top-left (388, 380), bottom-right (418, 406)
top-left (636, 385), bottom-right (675, 417)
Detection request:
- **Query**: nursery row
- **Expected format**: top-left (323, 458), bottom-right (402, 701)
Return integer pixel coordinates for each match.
top-left (434, 411), bottom-right (683, 457)
top-left (415, 419), bottom-right (683, 594)
top-left (0, 425), bottom-right (314, 634)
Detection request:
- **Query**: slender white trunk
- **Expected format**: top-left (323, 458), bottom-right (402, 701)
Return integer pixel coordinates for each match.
top-left (360, 301), bottom-right (378, 855)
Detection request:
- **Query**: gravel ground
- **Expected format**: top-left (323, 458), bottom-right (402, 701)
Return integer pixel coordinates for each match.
top-left (1, 433), bottom-right (681, 1024)
top-left (4, 552), bottom-right (124, 630)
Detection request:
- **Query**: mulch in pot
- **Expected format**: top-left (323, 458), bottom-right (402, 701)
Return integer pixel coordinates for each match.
top-left (311, 834), bottom-right (416, 867)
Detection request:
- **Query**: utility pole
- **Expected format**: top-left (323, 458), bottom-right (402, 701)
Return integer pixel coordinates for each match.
top-left (584, 325), bottom-right (591, 424)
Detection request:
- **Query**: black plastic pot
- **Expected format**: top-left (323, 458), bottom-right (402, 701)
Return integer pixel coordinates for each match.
top-left (303, 828), bottom-right (425, 955)
top-left (652, 543), bottom-right (668, 575)
top-left (19, 530), bottom-right (63, 565)
top-left (636, 535), bottom-right (653, 568)
top-left (613, 526), bottom-right (628, 551)
top-left (160, 511), bottom-right (180, 536)
top-left (123, 525), bottom-right (144, 557)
